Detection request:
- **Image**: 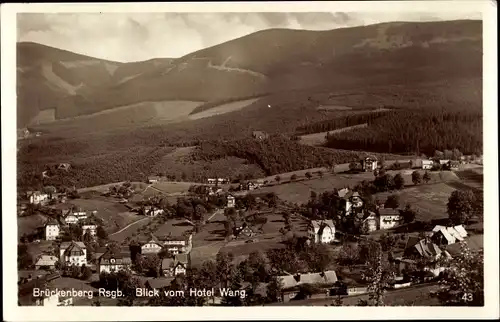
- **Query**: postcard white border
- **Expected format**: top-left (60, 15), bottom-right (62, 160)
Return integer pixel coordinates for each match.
top-left (2, 1), bottom-right (498, 321)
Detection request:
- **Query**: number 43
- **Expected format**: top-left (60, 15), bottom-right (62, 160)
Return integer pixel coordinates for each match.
top-left (462, 293), bottom-right (473, 302)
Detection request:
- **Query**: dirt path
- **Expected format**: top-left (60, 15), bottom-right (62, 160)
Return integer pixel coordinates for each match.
top-left (109, 217), bottom-right (149, 237)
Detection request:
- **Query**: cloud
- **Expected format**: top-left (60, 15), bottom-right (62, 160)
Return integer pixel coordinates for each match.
top-left (17, 12), bottom-right (481, 62)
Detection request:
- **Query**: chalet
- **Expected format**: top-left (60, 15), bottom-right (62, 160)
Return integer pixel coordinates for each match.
top-left (308, 220), bottom-right (335, 244)
top-left (148, 176), bottom-right (161, 184)
top-left (63, 213), bottom-right (79, 225)
top-left (141, 235), bottom-right (163, 254)
top-left (161, 254), bottom-right (188, 277)
top-left (422, 160), bottom-right (433, 170)
top-left (45, 219), bottom-right (60, 241)
top-left (98, 249), bottom-right (132, 273)
top-left (226, 195), bottom-right (236, 208)
top-left (27, 191), bottom-right (49, 205)
top-left (431, 225), bottom-right (467, 246)
top-left (59, 241), bottom-right (87, 267)
top-left (361, 211), bottom-right (378, 233)
top-left (160, 233), bottom-right (193, 255)
top-left (338, 189), bottom-right (363, 214)
top-left (360, 157), bottom-right (378, 172)
top-left (82, 224), bottom-right (97, 237)
top-left (142, 205), bottom-right (164, 217)
top-left (35, 255), bottom-right (58, 270)
top-left (207, 178), bottom-right (229, 185)
top-left (378, 208), bottom-right (403, 230)
top-left (403, 237), bottom-right (442, 260)
top-left (277, 271), bottom-right (338, 302)
top-left (252, 131), bottom-right (269, 140)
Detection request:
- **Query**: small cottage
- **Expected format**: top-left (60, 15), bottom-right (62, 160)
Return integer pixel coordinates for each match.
top-left (308, 220), bottom-right (335, 244)
top-left (35, 255), bottom-right (58, 270)
top-left (378, 208), bottom-right (403, 230)
top-left (226, 195), bottom-right (235, 208)
top-left (45, 219), bottom-right (60, 241)
top-left (59, 241), bottom-right (87, 267)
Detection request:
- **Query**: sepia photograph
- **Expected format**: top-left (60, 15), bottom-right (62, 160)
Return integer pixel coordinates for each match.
top-left (1, 1), bottom-right (498, 321)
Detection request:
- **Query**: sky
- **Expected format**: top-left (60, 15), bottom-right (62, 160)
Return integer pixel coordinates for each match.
top-left (17, 12), bottom-right (482, 62)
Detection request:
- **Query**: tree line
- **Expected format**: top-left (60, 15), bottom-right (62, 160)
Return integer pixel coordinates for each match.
top-left (325, 109), bottom-right (482, 156)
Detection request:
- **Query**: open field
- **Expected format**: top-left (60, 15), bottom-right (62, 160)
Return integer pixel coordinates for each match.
top-left (299, 123), bottom-right (368, 146)
top-left (108, 217), bottom-right (152, 242)
top-left (33, 100), bottom-right (203, 135)
top-left (253, 169), bottom-right (456, 205)
top-left (188, 98), bottom-right (260, 120)
top-left (153, 219), bottom-right (193, 237)
top-left (373, 182), bottom-right (459, 222)
top-left (70, 197), bottom-right (144, 233)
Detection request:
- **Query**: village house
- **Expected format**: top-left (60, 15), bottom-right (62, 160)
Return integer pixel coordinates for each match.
top-left (63, 213), bottom-right (79, 225)
top-left (59, 241), bottom-right (87, 267)
top-left (308, 220), bottom-right (335, 244)
top-left (141, 235), bottom-right (163, 254)
top-left (252, 130), bottom-right (269, 140)
top-left (360, 157), bottom-right (378, 172)
top-left (422, 160), bottom-right (433, 170)
top-left (361, 211), bottom-right (378, 233)
top-left (226, 195), bottom-right (236, 208)
top-left (378, 208), bottom-right (403, 230)
top-left (403, 237), bottom-right (442, 260)
top-left (338, 189), bottom-right (364, 214)
top-left (233, 222), bottom-right (256, 239)
top-left (240, 181), bottom-right (263, 191)
top-left (72, 209), bottom-right (88, 221)
top-left (431, 225), bottom-right (468, 246)
top-left (160, 233), bottom-right (193, 255)
top-left (207, 178), bottom-right (229, 185)
top-left (277, 271), bottom-right (338, 302)
top-left (35, 255), bottom-right (59, 270)
top-left (27, 191), bottom-right (49, 205)
top-left (98, 249), bottom-right (132, 273)
top-left (141, 205), bottom-right (164, 217)
top-left (82, 224), bottom-right (97, 237)
top-left (148, 176), bottom-right (161, 184)
top-left (161, 254), bottom-right (188, 277)
top-left (45, 219), bottom-right (60, 241)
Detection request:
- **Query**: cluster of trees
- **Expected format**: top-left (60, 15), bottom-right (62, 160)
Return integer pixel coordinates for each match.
top-left (295, 110), bottom-right (389, 135)
top-left (447, 189), bottom-right (483, 225)
top-left (60, 263), bottom-right (92, 280)
top-left (325, 110), bottom-right (482, 156)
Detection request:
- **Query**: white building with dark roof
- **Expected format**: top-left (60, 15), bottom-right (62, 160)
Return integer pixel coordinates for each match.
top-left (59, 241), bottom-right (87, 266)
top-left (308, 220), bottom-right (335, 244)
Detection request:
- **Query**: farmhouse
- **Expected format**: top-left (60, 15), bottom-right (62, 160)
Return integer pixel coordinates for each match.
top-left (45, 219), bottom-right (60, 240)
top-left (360, 157), bottom-right (378, 172)
top-left (422, 160), bottom-right (433, 170)
top-left (142, 205), bottom-right (165, 217)
top-left (27, 191), bottom-right (49, 205)
top-left (148, 176), bottom-right (161, 184)
top-left (277, 271), bottom-right (338, 302)
top-left (98, 249), bottom-right (132, 273)
top-left (431, 225), bottom-right (468, 246)
top-left (308, 220), bottom-right (335, 244)
top-left (35, 255), bottom-right (58, 270)
top-left (378, 208), bottom-right (403, 230)
top-left (82, 224), bottom-right (97, 237)
top-left (141, 235), bottom-right (163, 254)
top-left (403, 237), bottom-right (442, 260)
top-left (59, 241), bottom-right (87, 267)
top-left (161, 254), bottom-right (188, 277)
top-left (252, 131), bottom-right (269, 140)
top-left (226, 195), bottom-right (236, 208)
top-left (207, 178), bottom-right (229, 185)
